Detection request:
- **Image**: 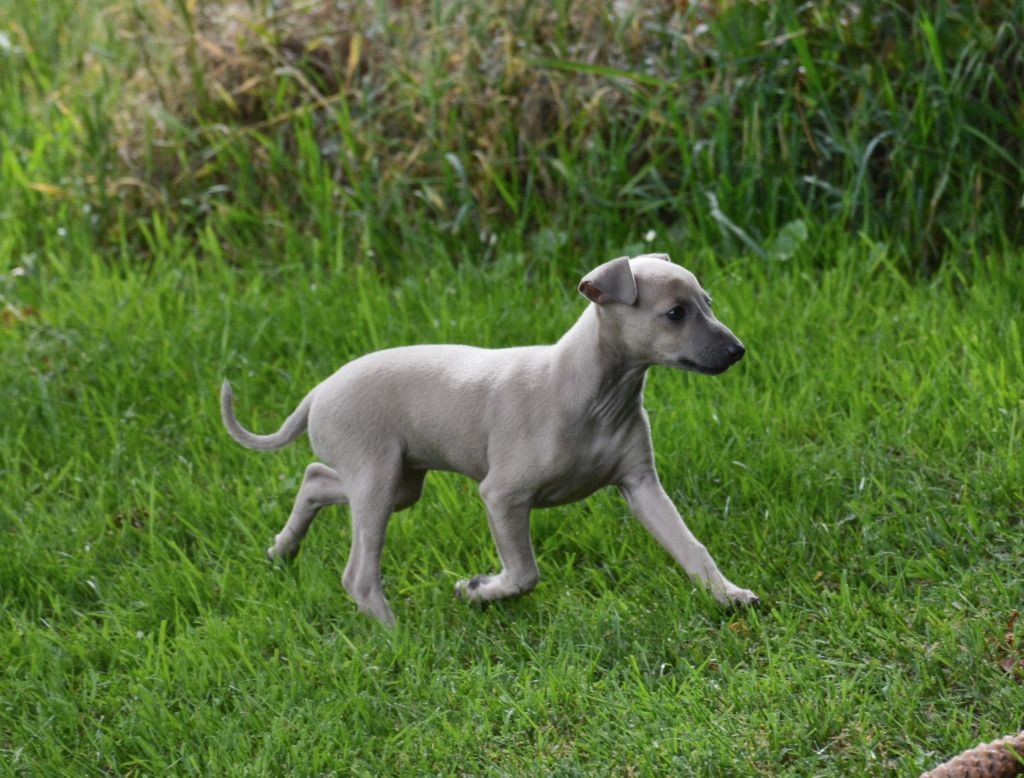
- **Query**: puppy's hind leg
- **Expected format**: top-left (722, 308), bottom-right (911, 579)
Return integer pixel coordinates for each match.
top-left (393, 468), bottom-right (427, 512)
top-left (341, 473), bottom-right (402, 626)
top-left (268, 463), bottom-right (346, 560)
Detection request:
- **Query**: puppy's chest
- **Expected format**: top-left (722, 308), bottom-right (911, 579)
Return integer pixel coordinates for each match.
top-left (529, 425), bottom-right (634, 507)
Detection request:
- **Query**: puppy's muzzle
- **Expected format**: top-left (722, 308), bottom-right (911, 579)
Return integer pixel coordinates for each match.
top-left (681, 340), bottom-right (744, 375)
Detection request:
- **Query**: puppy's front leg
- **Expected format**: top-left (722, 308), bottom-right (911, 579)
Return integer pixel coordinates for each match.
top-left (455, 486), bottom-right (539, 604)
top-left (619, 472), bottom-right (759, 606)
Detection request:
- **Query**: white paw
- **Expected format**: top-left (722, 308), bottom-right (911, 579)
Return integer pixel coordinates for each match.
top-left (358, 598), bottom-right (396, 627)
top-left (266, 539), bottom-right (299, 561)
top-left (455, 575), bottom-right (482, 601)
top-left (715, 585), bottom-right (760, 607)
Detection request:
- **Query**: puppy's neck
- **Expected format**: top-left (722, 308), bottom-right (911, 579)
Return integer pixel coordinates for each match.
top-left (553, 304), bottom-right (649, 420)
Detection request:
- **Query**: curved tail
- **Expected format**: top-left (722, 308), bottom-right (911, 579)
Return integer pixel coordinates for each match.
top-left (220, 380), bottom-right (313, 451)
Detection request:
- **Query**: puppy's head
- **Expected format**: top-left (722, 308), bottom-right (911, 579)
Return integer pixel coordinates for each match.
top-left (579, 253), bottom-right (745, 374)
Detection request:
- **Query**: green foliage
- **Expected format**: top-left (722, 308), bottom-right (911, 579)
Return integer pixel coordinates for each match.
top-left (2, 0), bottom-right (1022, 274)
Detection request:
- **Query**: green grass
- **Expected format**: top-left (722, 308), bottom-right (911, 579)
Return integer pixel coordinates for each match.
top-left (2, 239), bottom-right (1022, 775)
top-left (2, 0), bottom-right (1024, 774)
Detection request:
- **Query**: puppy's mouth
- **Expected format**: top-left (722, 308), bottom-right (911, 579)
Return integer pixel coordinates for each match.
top-left (677, 358), bottom-right (732, 376)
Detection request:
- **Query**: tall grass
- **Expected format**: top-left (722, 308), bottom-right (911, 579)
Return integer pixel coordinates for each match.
top-left (2, 0), bottom-right (1022, 275)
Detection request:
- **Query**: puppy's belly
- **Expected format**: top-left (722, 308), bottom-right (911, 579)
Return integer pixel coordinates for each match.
top-left (398, 410), bottom-right (500, 481)
top-left (403, 443), bottom-right (488, 483)
top-left (402, 433), bottom-right (618, 507)
top-left (531, 476), bottom-right (609, 508)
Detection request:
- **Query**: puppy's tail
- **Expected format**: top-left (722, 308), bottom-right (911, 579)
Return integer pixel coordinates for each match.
top-left (220, 380), bottom-right (313, 451)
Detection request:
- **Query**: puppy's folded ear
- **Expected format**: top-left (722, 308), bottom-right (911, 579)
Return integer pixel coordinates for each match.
top-left (579, 256), bottom-right (637, 305)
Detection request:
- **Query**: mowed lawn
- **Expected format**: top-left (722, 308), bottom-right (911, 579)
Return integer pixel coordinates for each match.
top-left (2, 241), bottom-right (1021, 775)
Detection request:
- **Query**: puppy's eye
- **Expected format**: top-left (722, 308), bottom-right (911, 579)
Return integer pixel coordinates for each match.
top-left (666, 306), bottom-right (685, 321)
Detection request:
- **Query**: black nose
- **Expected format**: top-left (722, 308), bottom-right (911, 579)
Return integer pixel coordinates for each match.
top-left (728, 342), bottom-right (745, 362)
